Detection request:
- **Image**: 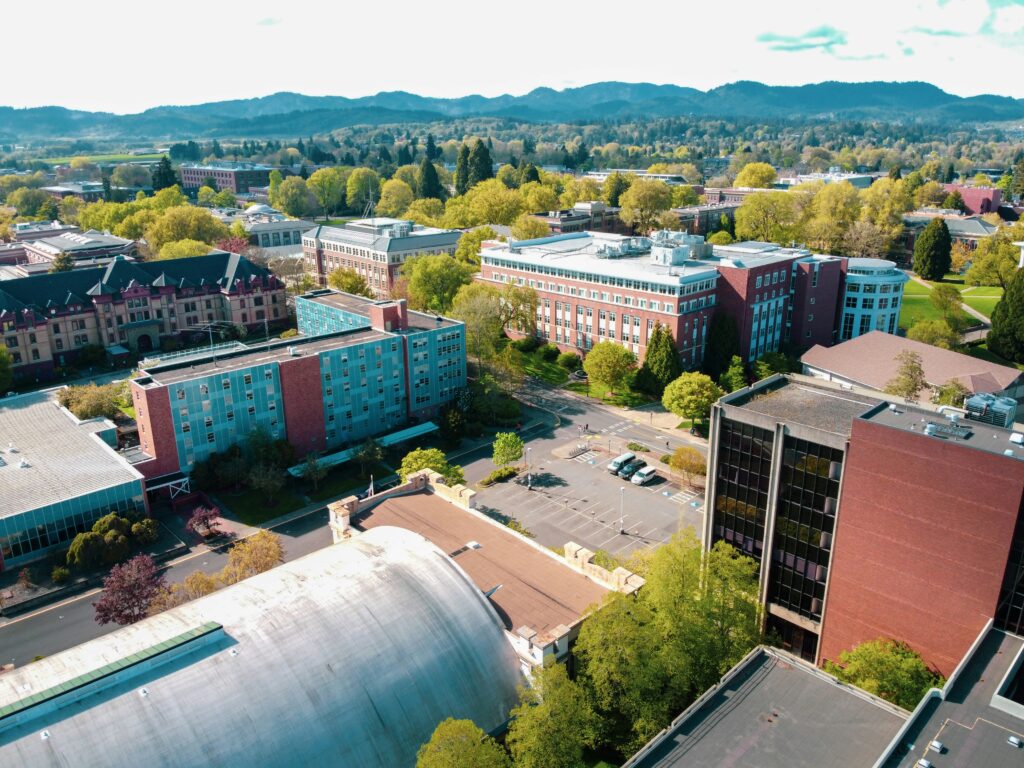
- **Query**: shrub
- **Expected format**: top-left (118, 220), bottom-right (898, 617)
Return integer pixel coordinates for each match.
top-left (480, 466), bottom-right (518, 486)
top-left (102, 530), bottom-right (131, 565)
top-left (626, 442), bottom-right (649, 452)
top-left (505, 518), bottom-right (534, 538)
top-left (131, 519), bottom-right (159, 546)
top-left (557, 352), bottom-right (581, 370)
top-left (51, 566), bottom-right (70, 584)
top-left (660, 453), bottom-right (672, 464)
top-left (67, 531), bottom-right (105, 569)
top-left (512, 335), bottom-right (539, 353)
top-left (279, 328), bottom-right (299, 339)
top-left (540, 343), bottom-right (560, 361)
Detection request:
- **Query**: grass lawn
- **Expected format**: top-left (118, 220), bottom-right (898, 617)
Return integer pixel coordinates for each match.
top-left (41, 153), bottom-right (164, 164)
top-left (924, 273), bottom-right (966, 287)
top-left (321, 217), bottom-right (355, 226)
top-left (521, 349), bottom-right (570, 385)
top-left (219, 485), bottom-right (307, 526)
top-left (899, 280), bottom-right (973, 331)
top-left (960, 285), bottom-right (1003, 319)
top-left (566, 379), bottom-right (650, 407)
top-left (965, 342), bottom-right (1024, 372)
top-left (308, 461), bottom-right (391, 502)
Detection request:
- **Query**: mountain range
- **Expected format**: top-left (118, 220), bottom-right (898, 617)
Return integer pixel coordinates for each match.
top-left (2, 81), bottom-right (1022, 140)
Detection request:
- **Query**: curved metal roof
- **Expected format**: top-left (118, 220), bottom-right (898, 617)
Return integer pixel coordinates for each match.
top-left (0, 527), bottom-right (524, 767)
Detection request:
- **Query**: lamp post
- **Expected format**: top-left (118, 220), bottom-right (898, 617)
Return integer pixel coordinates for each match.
top-left (527, 447), bottom-right (532, 490)
top-left (619, 486), bottom-right (625, 534)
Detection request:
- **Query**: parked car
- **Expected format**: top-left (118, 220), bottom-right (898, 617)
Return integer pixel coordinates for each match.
top-left (617, 459), bottom-right (647, 480)
top-left (607, 452), bottom-right (635, 474)
top-left (631, 465), bottom-right (658, 486)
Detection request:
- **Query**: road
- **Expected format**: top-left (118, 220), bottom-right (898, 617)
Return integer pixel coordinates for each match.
top-left (0, 509), bottom-right (330, 667)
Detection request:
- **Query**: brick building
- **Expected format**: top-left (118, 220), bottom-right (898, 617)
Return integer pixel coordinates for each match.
top-left (527, 201), bottom-right (626, 235)
top-left (0, 252), bottom-right (285, 381)
top-left (704, 374), bottom-right (1024, 675)
top-left (178, 162), bottom-right (273, 193)
top-left (301, 218), bottom-right (461, 298)
top-left (941, 183), bottom-right (1002, 215)
top-left (667, 202), bottom-right (741, 236)
top-left (130, 290), bottom-right (465, 478)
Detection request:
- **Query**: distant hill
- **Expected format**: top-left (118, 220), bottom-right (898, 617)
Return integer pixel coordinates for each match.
top-left (2, 81), bottom-right (1022, 140)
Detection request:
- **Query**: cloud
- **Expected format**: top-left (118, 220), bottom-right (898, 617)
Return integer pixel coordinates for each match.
top-left (903, 46), bottom-right (915, 55)
top-left (256, 17), bottom-right (282, 26)
top-left (905, 25), bottom-right (967, 36)
top-left (756, 25), bottom-right (847, 53)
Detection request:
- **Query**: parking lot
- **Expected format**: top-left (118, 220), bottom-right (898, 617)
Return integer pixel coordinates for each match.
top-left (473, 444), bottom-right (705, 559)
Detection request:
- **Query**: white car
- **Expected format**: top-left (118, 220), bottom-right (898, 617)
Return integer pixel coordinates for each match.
top-left (631, 466), bottom-right (658, 486)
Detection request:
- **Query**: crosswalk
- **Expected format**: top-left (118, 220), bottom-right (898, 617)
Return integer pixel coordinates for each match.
top-left (669, 487), bottom-right (702, 505)
top-left (572, 450), bottom-right (597, 464)
top-left (599, 420), bottom-right (633, 436)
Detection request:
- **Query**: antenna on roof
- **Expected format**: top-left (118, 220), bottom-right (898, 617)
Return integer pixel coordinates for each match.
top-left (363, 197), bottom-right (375, 220)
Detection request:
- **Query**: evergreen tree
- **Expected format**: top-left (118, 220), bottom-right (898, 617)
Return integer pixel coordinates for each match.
top-left (425, 133), bottom-right (440, 161)
top-left (635, 324), bottom-right (683, 396)
top-left (454, 143), bottom-right (470, 197)
top-left (211, 139), bottom-right (224, 158)
top-left (296, 138), bottom-right (307, 157)
top-left (152, 156), bottom-right (178, 190)
top-left (702, 313), bottom-right (740, 380)
top-left (396, 144), bottom-right (412, 165)
top-left (912, 218), bottom-right (952, 281)
top-left (988, 270), bottom-right (1024, 364)
top-left (378, 145), bottom-right (392, 163)
top-left (417, 157), bottom-right (444, 201)
top-left (943, 162), bottom-right (957, 184)
top-left (519, 163), bottom-right (540, 186)
top-left (887, 165), bottom-right (902, 180)
top-left (468, 140), bottom-right (494, 188)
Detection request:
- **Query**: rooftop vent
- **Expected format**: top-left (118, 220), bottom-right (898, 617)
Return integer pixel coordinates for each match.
top-left (7, 442), bottom-right (17, 453)
top-left (18, 458), bottom-right (29, 468)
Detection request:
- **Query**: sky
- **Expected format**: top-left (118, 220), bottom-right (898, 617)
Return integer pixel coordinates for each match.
top-left (9, 0), bottom-right (1024, 113)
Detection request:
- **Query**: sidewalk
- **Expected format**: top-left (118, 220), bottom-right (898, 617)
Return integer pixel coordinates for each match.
top-left (903, 271), bottom-right (991, 334)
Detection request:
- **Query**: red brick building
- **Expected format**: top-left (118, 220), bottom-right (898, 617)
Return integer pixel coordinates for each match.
top-left (179, 162), bottom-right (273, 193)
top-left (941, 183), bottom-right (1003, 215)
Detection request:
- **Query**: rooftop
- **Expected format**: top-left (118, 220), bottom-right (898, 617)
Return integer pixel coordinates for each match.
top-left (624, 647), bottom-right (906, 768)
top-left (801, 331), bottom-right (1023, 394)
top-left (29, 230), bottom-right (132, 255)
top-left (355, 491), bottom-right (610, 643)
top-left (303, 290), bottom-right (461, 330)
top-left (725, 376), bottom-right (881, 436)
top-left (882, 629), bottom-right (1024, 768)
top-left (138, 328), bottom-right (390, 385)
top-left (179, 161), bottom-right (273, 171)
top-left (0, 391), bottom-right (143, 520)
top-left (305, 218), bottom-right (461, 252)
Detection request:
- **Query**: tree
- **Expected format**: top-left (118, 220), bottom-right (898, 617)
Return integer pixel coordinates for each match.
top-left (346, 168), bottom-right (381, 213)
top-left (802, 181), bottom-right (861, 253)
top-left (303, 452), bottom-right (327, 491)
top-left (454, 226), bottom-right (498, 266)
top-left (307, 167), bottom-right (347, 219)
top-left (275, 176), bottom-right (316, 217)
top-left (706, 230), bottom-right (734, 245)
top-left (510, 213), bottom-right (549, 240)
top-left (583, 341), bottom-right (636, 394)
top-left (964, 230), bottom-right (1021, 288)
top-left (57, 382), bottom-right (122, 419)
top-left (110, 164), bottom-right (151, 189)
top-left (669, 446), bottom-right (706, 488)
top-left (377, 178), bottom-right (414, 217)
top-left (416, 718), bottom-right (510, 768)
top-left (733, 162), bottom-right (777, 188)
top-left (450, 283), bottom-right (505, 367)
top-left (405, 197), bottom-right (445, 227)
top-left (466, 179), bottom-right (524, 225)
top-left (268, 170), bottom-right (283, 207)
top-left (884, 350), bottom-right (928, 401)
top-left (619, 179), bottom-right (672, 234)
top-left (753, 351), bottom-right (796, 381)
top-left (703, 314), bottom-right (740, 380)
top-left (186, 506), bottom-right (221, 537)
top-left (950, 241), bottom-right (972, 275)
top-left (49, 251), bottom-right (75, 272)
top-left (424, 133), bottom-right (441, 161)
top-left (912, 218), bottom-right (952, 281)
top-left (93, 555), bottom-right (166, 626)
top-left (941, 189), bottom-right (967, 213)
top-left (404, 254), bottom-right (475, 314)
top-left (929, 284), bottom-right (966, 331)
top-left (158, 238), bottom-right (212, 260)
top-left (327, 267), bottom-right (373, 297)
top-left (355, 437), bottom-right (384, 477)
top-left (734, 191), bottom-right (797, 243)
top-left (399, 447), bottom-right (465, 486)
top-left (67, 531), bottom-right (106, 569)
top-left (212, 189), bottom-right (236, 208)
top-left (0, 347), bottom-right (11, 393)
top-left (935, 379), bottom-right (970, 407)
top-left (988, 270), bottom-right (1024, 363)
top-left (151, 156), bottom-right (178, 190)
top-left (662, 373), bottom-right (723, 425)
top-left (249, 465), bottom-right (284, 505)
top-left (841, 220), bottom-right (889, 259)
top-left (492, 432), bottom-right (524, 467)
top-left (719, 355), bottom-right (747, 392)
top-left (825, 639), bottom-right (943, 710)
top-left (8, 187), bottom-right (50, 217)
top-left (145, 206), bottom-right (230, 252)
top-left (417, 157), bottom-right (445, 201)
top-left (506, 662), bottom-right (600, 768)
top-left (454, 143), bottom-right (471, 197)
top-left (221, 530), bottom-right (284, 585)
top-left (635, 324), bottom-right (682, 396)
top-left (149, 570), bottom-right (220, 614)
top-left (603, 171), bottom-right (632, 207)
top-left (468, 139), bottom-right (494, 188)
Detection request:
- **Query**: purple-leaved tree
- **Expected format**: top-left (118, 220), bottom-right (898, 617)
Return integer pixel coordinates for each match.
top-left (93, 554), bottom-right (166, 625)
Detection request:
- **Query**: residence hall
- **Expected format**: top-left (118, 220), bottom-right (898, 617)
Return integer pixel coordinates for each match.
top-left (704, 374), bottom-right (1024, 677)
top-left (178, 161), bottom-right (273, 194)
top-left (0, 252), bottom-right (285, 382)
top-left (130, 290), bottom-right (465, 478)
top-left (301, 217), bottom-right (461, 298)
top-left (478, 231), bottom-right (844, 366)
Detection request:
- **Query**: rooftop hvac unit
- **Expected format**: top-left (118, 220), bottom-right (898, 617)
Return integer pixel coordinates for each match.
top-left (965, 393), bottom-right (1017, 428)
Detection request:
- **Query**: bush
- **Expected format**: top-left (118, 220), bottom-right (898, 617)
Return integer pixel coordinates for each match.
top-left (557, 352), bottom-right (581, 370)
top-left (51, 566), bottom-right (70, 584)
top-left (505, 518), bottom-right (534, 538)
top-left (480, 466), bottom-right (518, 486)
top-left (67, 531), bottom-right (105, 569)
top-left (131, 519), bottom-right (159, 546)
top-left (279, 328), bottom-right (299, 339)
top-left (626, 442), bottom-right (649, 452)
top-left (540, 343), bottom-right (560, 361)
top-left (660, 454), bottom-right (672, 464)
top-left (512, 335), bottom-right (539, 353)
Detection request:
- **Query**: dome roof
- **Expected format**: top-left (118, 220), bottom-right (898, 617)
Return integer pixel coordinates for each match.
top-left (0, 527), bottom-right (524, 767)
top-left (245, 203), bottom-right (276, 215)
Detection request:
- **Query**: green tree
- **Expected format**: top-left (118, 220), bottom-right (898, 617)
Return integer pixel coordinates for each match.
top-left (733, 162), bottom-right (777, 188)
top-left (964, 229), bottom-right (1022, 288)
top-left (151, 156), bottom-right (178, 190)
top-left (8, 187), bottom-right (50, 217)
top-left (506, 662), bottom-right (600, 768)
top-left (510, 213), bottom-right (549, 240)
top-left (0, 347), bottom-right (11, 393)
top-left (268, 170), bottom-right (283, 208)
top-left (66, 531), bottom-right (105, 569)
top-left (753, 351), bottom-right (796, 381)
top-left (405, 198), bottom-right (445, 227)
top-left (158, 238), bottom-right (212, 260)
top-left (907, 319), bottom-right (960, 350)
top-left (49, 251), bottom-right (75, 272)
top-left (110, 164), bottom-right (151, 188)
top-left (669, 445), bottom-right (706, 488)
top-left (941, 189), bottom-right (967, 213)
top-left (719, 355), bottom-right (747, 392)
top-left (377, 178), bottom-right (414, 217)
top-left (603, 171), bottom-right (632, 207)
top-left (825, 639), bottom-right (943, 710)
top-left (883, 350), bottom-right (928, 402)
top-left (662, 373), bottom-right (722, 424)
top-left (355, 438), bottom-right (384, 477)
top-left (307, 167), bottom-right (347, 219)
top-left (935, 379), bottom-right (970, 407)
top-left (454, 226), bottom-right (498, 266)
top-left (702, 314), bottom-right (740, 379)
top-left (912, 218), bottom-right (952, 281)
top-left (635, 324), bottom-right (682, 396)
top-left (734, 191), bottom-right (797, 243)
top-left (327, 267), bottom-right (373, 297)
top-left (466, 179), bottom-right (524, 225)
top-left (583, 341), bottom-right (636, 394)
top-left (988, 270), bottom-right (1024, 363)
top-left (249, 465), bottom-right (284, 505)
top-left (145, 206), bottom-right (230, 252)
top-left (346, 168), bottom-right (381, 213)
top-left (706, 230), bottom-right (734, 245)
top-left (454, 143), bottom-right (471, 197)
top-left (802, 181), bottom-right (861, 253)
top-left (449, 283), bottom-right (505, 367)
top-left (492, 432), bottom-right (524, 467)
top-left (618, 179), bottom-right (672, 234)
top-left (398, 447), bottom-right (465, 486)
top-left (197, 186), bottom-right (217, 207)
top-left (929, 284), bottom-right (966, 331)
top-left (416, 718), bottom-right (510, 768)
top-left (417, 157), bottom-right (445, 201)
top-left (468, 139), bottom-right (494, 188)
top-left (275, 176), bottom-right (316, 217)
top-left (404, 254), bottom-right (475, 314)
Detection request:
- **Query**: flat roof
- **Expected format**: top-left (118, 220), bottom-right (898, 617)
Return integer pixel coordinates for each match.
top-left (862, 401), bottom-right (1024, 460)
top-left (726, 377), bottom-right (881, 436)
top-left (0, 391), bottom-right (143, 520)
top-left (883, 629), bottom-right (1024, 768)
top-left (625, 647), bottom-right (906, 768)
top-left (355, 491), bottom-right (609, 643)
top-left (304, 291), bottom-right (461, 330)
top-left (139, 329), bottom-right (389, 386)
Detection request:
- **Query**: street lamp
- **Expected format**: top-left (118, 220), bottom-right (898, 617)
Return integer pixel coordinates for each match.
top-left (619, 486), bottom-right (625, 534)
top-left (527, 447), bottom-right (532, 490)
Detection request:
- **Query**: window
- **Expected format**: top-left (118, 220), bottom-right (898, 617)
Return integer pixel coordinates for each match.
top-left (755, 276), bottom-right (763, 289)
top-left (845, 296), bottom-right (857, 308)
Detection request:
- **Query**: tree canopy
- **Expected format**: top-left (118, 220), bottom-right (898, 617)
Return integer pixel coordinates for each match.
top-left (988, 269), bottom-right (1024, 363)
top-left (635, 324), bottom-right (683, 396)
top-left (405, 254), bottom-right (475, 314)
top-left (883, 350), bottom-right (927, 401)
top-left (327, 267), bottom-right (373, 297)
top-left (912, 218), bottom-right (952, 281)
top-left (416, 718), bottom-right (510, 768)
top-left (399, 447), bottom-right (465, 486)
top-left (662, 373), bottom-right (723, 424)
top-left (583, 342), bottom-right (636, 393)
top-left (824, 639), bottom-right (943, 710)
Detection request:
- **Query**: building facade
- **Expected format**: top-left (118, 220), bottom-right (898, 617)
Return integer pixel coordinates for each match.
top-left (527, 201), bottom-right (625, 235)
top-left (0, 252), bottom-right (286, 382)
top-left (130, 291), bottom-right (465, 477)
top-left (838, 258), bottom-right (907, 341)
top-left (301, 218), bottom-right (461, 298)
top-left (178, 162), bottom-right (273, 193)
